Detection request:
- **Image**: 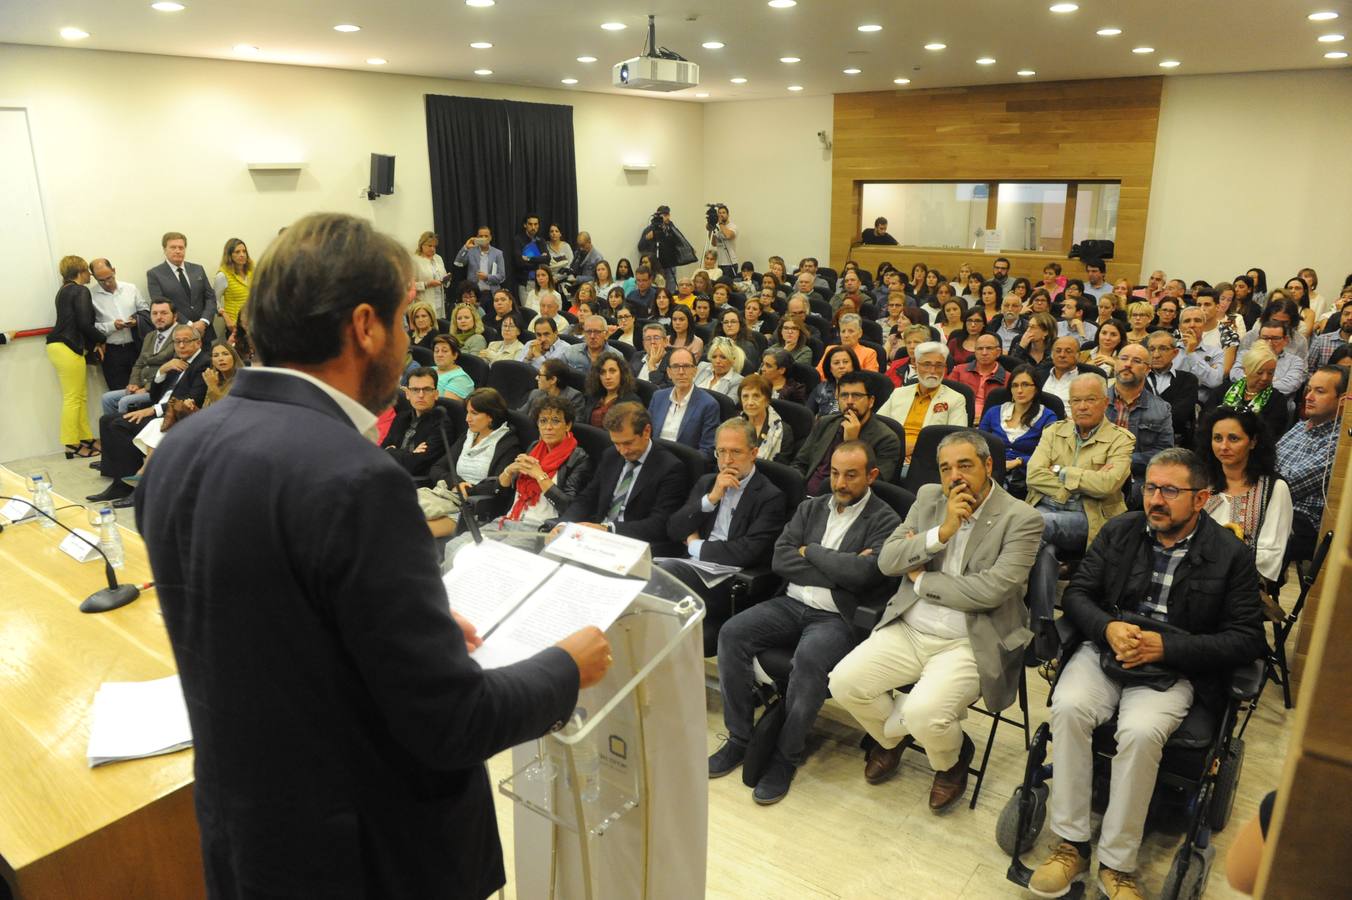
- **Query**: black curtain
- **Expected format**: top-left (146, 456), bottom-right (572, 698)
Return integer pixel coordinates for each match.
top-left (425, 94), bottom-right (578, 289)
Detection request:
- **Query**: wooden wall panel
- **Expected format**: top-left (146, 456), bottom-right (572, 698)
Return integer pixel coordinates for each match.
top-left (829, 77), bottom-right (1162, 285)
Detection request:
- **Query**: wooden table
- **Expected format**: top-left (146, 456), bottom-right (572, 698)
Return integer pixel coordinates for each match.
top-left (0, 467), bottom-right (203, 899)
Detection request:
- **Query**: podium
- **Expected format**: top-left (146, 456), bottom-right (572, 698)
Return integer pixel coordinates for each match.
top-left (446, 532), bottom-right (707, 900)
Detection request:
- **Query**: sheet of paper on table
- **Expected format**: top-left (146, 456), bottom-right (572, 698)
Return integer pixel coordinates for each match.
top-left (471, 564), bottom-right (645, 669)
top-left (442, 538), bottom-right (561, 637)
top-left (87, 675), bottom-right (193, 767)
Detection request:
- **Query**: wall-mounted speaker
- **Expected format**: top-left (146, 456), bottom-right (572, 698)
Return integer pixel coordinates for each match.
top-left (367, 153), bottom-right (395, 200)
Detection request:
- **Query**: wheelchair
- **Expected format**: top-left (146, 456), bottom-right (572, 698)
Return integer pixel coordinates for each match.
top-left (998, 622), bottom-right (1264, 900)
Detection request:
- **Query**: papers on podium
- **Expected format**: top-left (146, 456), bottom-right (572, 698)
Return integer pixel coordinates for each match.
top-left (87, 675), bottom-right (193, 767)
top-left (442, 537), bottom-right (644, 670)
top-left (544, 523), bottom-right (651, 578)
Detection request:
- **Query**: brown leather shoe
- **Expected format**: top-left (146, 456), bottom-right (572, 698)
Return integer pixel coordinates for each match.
top-left (864, 736), bottom-right (911, 784)
top-left (928, 733), bottom-right (975, 811)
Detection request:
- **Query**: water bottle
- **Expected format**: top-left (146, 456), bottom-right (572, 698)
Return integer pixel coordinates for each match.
top-left (574, 734), bottom-right (601, 805)
top-left (99, 507), bottom-right (125, 569)
top-left (33, 476), bottom-right (56, 529)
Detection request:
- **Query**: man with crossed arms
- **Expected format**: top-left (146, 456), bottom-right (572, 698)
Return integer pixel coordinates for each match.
top-left (830, 429), bottom-right (1043, 811)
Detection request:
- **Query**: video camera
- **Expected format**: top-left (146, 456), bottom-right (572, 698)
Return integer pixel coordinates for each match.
top-left (705, 202), bottom-right (722, 232)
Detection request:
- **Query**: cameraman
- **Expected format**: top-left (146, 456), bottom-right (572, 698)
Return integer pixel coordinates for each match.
top-left (640, 205), bottom-right (681, 291)
top-left (709, 203), bottom-right (738, 278)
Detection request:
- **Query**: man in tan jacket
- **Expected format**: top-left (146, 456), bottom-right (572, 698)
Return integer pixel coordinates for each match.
top-left (1024, 373), bottom-right (1134, 628)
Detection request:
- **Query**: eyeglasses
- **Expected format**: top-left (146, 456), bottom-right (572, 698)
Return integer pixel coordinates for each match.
top-left (837, 391), bottom-right (869, 401)
top-left (668, 363), bottom-right (694, 371)
top-left (406, 386), bottom-right (437, 395)
top-left (617, 313), bottom-right (633, 320)
top-left (915, 360), bottom-right (946, 371)
top-left (172, 338), bottom-right (200, 345)
top-left (583, 329), bottom-right (607, 336)
top-left (537, 417), bottom-right (567, 426)
top-left (1142, 483), bottom-right (1199, 500)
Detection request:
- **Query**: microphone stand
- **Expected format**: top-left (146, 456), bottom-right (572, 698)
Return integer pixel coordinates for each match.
top-left (1, 495), bottom-right (142, 613)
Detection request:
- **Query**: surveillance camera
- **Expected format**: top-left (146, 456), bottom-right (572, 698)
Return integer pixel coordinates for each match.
top-left (817, 130), bottom-right (826, 139)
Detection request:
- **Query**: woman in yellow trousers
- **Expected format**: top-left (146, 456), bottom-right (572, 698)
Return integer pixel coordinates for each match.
top-left (45, 255), bottom-right (103, 458)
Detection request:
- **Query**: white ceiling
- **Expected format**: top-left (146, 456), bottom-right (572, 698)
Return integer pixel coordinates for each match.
top-left (2, 0), bottom-right (1348, 101)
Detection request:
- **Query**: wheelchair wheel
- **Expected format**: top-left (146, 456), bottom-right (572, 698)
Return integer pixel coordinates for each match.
top-left (1160, 843), bottom-right (1214, 900)
top-left (996, 784), bottom-right (1048, 856)
top-left (1208, 737), bottom-right (1245, 831)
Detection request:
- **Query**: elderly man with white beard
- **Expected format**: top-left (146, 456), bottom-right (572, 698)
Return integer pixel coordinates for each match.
top-left (877, 341), bottom-right (970, 476)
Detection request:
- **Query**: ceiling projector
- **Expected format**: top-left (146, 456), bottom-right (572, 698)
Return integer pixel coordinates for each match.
top-left (612, 15), bottom-right (700, 93)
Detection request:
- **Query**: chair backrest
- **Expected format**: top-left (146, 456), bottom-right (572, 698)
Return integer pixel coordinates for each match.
top-left (656, 438), bottom-right (707, 487)
top-left (633, 378), bottom-right (657, 406)
top-left (787, 362), bottom-right (820, 391)
top-left (871, 481), bottom-right (916, 520)
top-left (608, 339), bottom-right (636, 361)
top-left (769, 399), bottom-right (814, 458)
top-left (809, 297), bottom-right (833, 320)
top-left (571, 422), bottom-right (612, 466)
top-left (754, 458), bottom-right (806, 511)
top-left (409, 345), bottom-right (434, 367)
top-left (860, 339), bottom-right (888, 368)
top-left (557, 332), bottom-right (582, 345)
top-left (941, 379), bottom-right (977, 426)
top-left (458, 353), bottom-right (491, 390)
top-left (693, 323), bottom-right (714, 346)
top-left (860, 318), bottom-right (884, 344)
top-left (817, 267), bottom-right (838, 293)
top-left (433, 397), bottom-right (467, 450)
top-left (486, 359), bottom-right (539, 408)
top-left (437, 317), bottom-right (450, 335)
top-left (858, 370), bottom-right (895, 409)
top-left (998, 354), bottom-right (1020, 373)
top-left (556, 366), bottom-right (587, 393)
top-left (703, 387), bottom-right (739, 422)
top-left (983, 387), bottom-right (1066, 421)
top-left (506, 410), bottom-right (538, 448)
top-left (903, 424), bottom-right (1007, 492)
top-left (872, 414), bottom-right (907, 475)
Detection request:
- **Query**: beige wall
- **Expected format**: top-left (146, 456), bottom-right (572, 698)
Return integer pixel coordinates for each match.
top-left (0, 44), bottom-right (705, 461)
top-left (1142, 68), bottom-right (1352, 288)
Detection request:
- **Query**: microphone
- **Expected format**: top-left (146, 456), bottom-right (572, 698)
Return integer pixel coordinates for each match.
top-left (1, 494), bottom-right (142, 613)
top-left (436, 412), bottom-right (482, 544)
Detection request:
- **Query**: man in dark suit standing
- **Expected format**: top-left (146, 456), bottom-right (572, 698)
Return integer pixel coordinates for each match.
top-left (1145, 330), bottom-right (1201, 451)
top-left (145, 231), bottom-right (217, 342)
top-left (380, 367), bottom-right (449, 480)
top-left (710, 441), bottom-right (901, 805)
top-left (88, 323), bottom-right (210, 505)
top-left (559, 401), bottom-right (689, 557)
top-left (660, 418), bottom-right (788, 656)
top-left (135, 214), bottom-right (611, 900)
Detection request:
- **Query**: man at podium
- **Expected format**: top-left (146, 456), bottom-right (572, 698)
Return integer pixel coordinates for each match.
top-left (137, 212), bottom-right (612, 899)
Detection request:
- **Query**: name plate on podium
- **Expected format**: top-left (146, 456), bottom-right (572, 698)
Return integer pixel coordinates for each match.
top-left (59, 529), bottom-right (102, 563)
top-left (545, 524), bottom-right (651, 579)
top-left (1, 498), bottom-right (35, 522)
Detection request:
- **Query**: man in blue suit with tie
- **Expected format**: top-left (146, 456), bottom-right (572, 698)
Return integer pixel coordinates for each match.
top-left (453, 225), bottom-right (506, 313)
top-left (649, 347), bottom-right (720, 459)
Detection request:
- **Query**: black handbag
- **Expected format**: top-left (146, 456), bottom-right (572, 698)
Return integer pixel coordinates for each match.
top-left (1099, 611), bottom-right (1188, 691)
top-left (1069, 239), bottom-right (1115, 261)
top-left (741, 695), bottom-right (786, 787)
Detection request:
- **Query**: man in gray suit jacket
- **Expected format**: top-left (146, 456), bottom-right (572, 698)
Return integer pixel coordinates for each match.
top-left (453, 225), bottom-right (507, 311)
top-left (830, 428), bottom-right (1043, 811)
top-left (145, 231), bottom-right (217, 341)
top-left (709, 440), bottom-right (901, 805)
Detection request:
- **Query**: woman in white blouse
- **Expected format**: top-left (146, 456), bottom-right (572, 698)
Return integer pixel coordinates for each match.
top-left (524, 266), bottom-right (561, 313)
top-left (694, 337), bottom-right (745, 398)
top-left (411, 231), bottom-right (447, 318)
top-left (544, 223), bottom-right (573, 282)
top-left (1199, 407), bottom-right (1293, 584)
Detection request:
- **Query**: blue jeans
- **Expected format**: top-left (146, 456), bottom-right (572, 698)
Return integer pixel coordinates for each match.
top-left (716, 595), bottom-right (856, 766)
top-left (1028, 501), bottom-right (1090, 624)
top-left (100, 388), bottom-right (153, 417)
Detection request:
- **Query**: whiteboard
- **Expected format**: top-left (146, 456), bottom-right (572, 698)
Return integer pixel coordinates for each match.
top-left (0, 107), bottom-right (57, 331)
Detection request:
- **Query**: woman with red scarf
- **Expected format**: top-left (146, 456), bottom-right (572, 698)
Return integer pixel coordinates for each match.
top-left (488, 395), bottom-right (592, 532)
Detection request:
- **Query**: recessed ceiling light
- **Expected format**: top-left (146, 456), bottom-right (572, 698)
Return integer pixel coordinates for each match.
top-left (976, 57), bottom-right (997, 65)
top-left (1159, 59), bottom-right (1181, 68)
top-left (465, 0), bottom-right (494, 6)
top-left (893, 77), bottom-right (911, 85)
top-left (333, 24), bottom-right (361, 33)
top-left (702, 41), bottom-right (725, 49)
top-left (150, 2), bottom-right (185, 11)
top-left (768, 0), bottom-right (797, 8)
top-left (60, 27), bottom-right (90, 40)
top-left (1049, 3), bottom-right (1078, 12)
top-left (787, 84), bottom-right (804, 91)
top-left (730, 76), bottom-right (747, 84)
top-left (857, 24), bottom-right (882, 32)
top-left (1096, 27), bottom-right (1122, 36)
top-left (924, 42), bottom-right (946, 51)
top-left (780, 56), bottom-right (801, 63)
top-left (474, 68), bottom-right (493, 75)
top-left (1325, 50), bottom-right (1350, 58)
top-left (843, 68), bottom-right (862, 75)
top-left (1132, 46), bottom-right (1155, 54)
top-left (469, 41), bottom-right (493, 49)
top-left (1017, 69), bottom-right (1037, 76)
top-left (695, 92), bottom-right (709, 97)
top-left (600, 22), bottom-right (626, 31)
top-left (233, 43), bottom-right (260, 55)
top-left (1318, 33), bottom-right (1345, 42)
top-left (561, 77), bottom-right (579, 85)
top-left (366, 57), bottom-right (387, 65)
top-left (577, 56), bottom-right (597, 63)
top-left (1308, 11), bottom-right (1339, 21)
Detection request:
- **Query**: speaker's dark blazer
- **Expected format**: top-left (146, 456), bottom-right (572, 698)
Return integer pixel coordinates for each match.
top-left (146, 259), bottom-right (218, 339)
top-left (561, 440), bottom-right (689, 556)
top-left (665, 471), bottom-right (787, 567)
top-left (136, 369), bottom-right (578, 899)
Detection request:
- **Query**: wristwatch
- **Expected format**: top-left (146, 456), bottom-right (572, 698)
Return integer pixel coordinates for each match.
top-left (1051, 464), bottom-right (1062, 475)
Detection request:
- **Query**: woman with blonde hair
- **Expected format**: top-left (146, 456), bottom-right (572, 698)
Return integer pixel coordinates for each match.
top-left (694, 337), bottom-right (745, 398)
top-left (407, 301), bottom-right (439, 352)
top-left (46, 254), bottom-right (102, 458)
top-left (411, 231), bottom-right (447, 317)
top-left (213, 238), bottom-right (253, 336)
top-left (448, 304), bottom-right (486, 354)
top-left (1210, 342), bottom-right (1289, 438)
top-left (1125, 301), bottom-right (1155, 345)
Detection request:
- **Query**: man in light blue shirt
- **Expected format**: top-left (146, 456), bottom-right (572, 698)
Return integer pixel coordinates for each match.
top-left (517, 318), bottom-right (569, 370)
top-left (1082, 258), bottom-right (1113, 301)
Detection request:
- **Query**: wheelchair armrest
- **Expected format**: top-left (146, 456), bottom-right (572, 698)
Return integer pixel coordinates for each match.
top-left (729, 566), bottom-right (781, 615)
top-left (1230, 658), bottom-right (1266, 701)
